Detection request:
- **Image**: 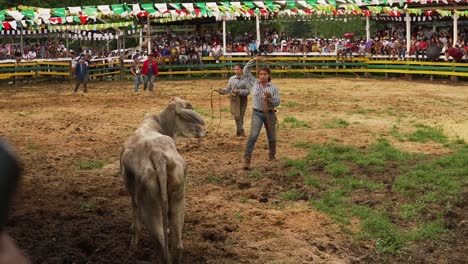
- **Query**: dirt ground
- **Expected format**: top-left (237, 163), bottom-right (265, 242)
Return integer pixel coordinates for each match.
top-left (0, 77), bottom-right (467, 264)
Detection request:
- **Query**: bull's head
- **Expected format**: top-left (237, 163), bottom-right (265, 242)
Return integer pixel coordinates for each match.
top-left (171, 97), bottom-right (206, 138)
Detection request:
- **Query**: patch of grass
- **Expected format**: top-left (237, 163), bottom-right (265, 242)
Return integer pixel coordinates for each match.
top-left (193, 108), bottom-right (210, 117)
top-left (77, 160), bottom-right (105, 170)
top-left (322, 118), bottom-right (349, 129)
top-left (283, 116), bottom-right (310, 128)
top-left (79, 201), bottom-right (95, 211)
top-left (220, 107), bottom-right (230, 113)
top-left (333, 177), bottom-right (384, 191)
top-left (234, 212), bottom-right (244, 221)
top-left (406, 124), bottom-right (448, 143)
top-left (304, 176), bottom-right (321, 189)
top-left (351, 206), bottom-right (403, 253)
top-left (349, 108), bottom-right (376, 115)
top-left (285, 101), bottom-right (300, 107)
top-left (325, 162), bottom-right (350, 177)
top-left (205, 173), bottom-right (222, 184)
top-left (283, 158), bottom-right (307, 170)
top-left (298, 139), bottom-right (467, 255)
top-left (330, 137), bottom-right (343, 143)
top-left (406, 219), bottom-right (446, 241)
top-left (311, 189), bottom-right (350, 224)
top-left (245, 168), bottom-right (262, 180)
top-left (389, 125), bottom-right (404, 141)
top-left (286, 168), bottom-right (303, 178)
top-left (239, 197), bottom-right (248, 203)
top-left (280, 189), bottom-right (303, 201)
top-left (26, 143), bottom-right (40, 151)
top-left (398, 202), bottom-right (426, 220)
top-left (292, 141), bottom-right (310, 148)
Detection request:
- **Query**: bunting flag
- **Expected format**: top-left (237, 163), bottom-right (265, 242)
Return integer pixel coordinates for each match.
top-left (0, 0), bottom-right (465, 30)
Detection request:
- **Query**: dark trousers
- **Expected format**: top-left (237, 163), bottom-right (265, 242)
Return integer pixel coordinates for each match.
top-left (232, 96), bottom-right (248, 134)
top-left (73, 77), bottom-right (88, 93)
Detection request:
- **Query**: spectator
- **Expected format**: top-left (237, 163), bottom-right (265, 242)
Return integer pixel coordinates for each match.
top-left (141, 54), bottom-right (159, 92)
top-left (73, 56), bottom-right (89, 93)
top-left (218, 63), bottom-right (251, 137)
top-left (130, 55), bottom-right (143, 92)
top-left (248, 40), bottom-right (257, 58)
top-left (416, 37), bottom-right (428, 61)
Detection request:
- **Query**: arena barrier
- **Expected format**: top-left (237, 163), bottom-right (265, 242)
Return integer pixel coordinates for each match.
top-left (1, 55), bottom-right (466, 84)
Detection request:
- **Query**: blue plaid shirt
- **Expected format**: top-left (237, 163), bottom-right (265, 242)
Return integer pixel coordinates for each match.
top-left (243, 59), bottom-right (280, 111)
top-left (219, 75), bottom-right (250, 97)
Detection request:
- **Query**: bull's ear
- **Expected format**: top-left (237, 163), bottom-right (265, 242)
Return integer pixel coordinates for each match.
top-left (177, 108), bottom-right (205, 125)
top-left (185, 102), bottom-right (193, 110)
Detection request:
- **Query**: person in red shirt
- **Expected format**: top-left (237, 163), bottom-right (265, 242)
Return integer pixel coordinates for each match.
top-left (416, 38), bottom-right (428, 61)
top-left (445, 45), bottom-right (464, 62)
top-left (141, 54), bottom-right (159, 91)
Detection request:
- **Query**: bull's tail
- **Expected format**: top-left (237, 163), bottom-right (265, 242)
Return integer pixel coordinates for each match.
top-left (149, 151), bottom-right (171, 264)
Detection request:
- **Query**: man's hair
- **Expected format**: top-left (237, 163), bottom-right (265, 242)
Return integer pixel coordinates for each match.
top-left (234, 63), bottom-right (243, 69)
top-left (258, 66), bottom-right (271, 82)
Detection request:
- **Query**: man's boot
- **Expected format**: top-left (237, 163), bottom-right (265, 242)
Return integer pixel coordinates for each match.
top-left (243, 156), bottom-right (251, 170)
top-left (237, 130), bottom-right (245, 137)
top-left (268, 141), bottom-right (277, 161)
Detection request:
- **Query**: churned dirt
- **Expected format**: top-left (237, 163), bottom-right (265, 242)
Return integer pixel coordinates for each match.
top-left (0, 77), bottom-right (466, 264)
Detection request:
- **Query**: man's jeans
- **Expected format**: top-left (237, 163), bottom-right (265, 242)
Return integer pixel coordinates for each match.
top-left (133, 75), bottom-right (143, 91)
top-left (245, 110), bottom-right (277, 158)
top-left (144, 75), bottom-right (156, 91)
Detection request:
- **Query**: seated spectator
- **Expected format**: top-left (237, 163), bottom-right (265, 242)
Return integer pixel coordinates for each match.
top-left (161, 45), bottom-right (172, 65)
top-left (445, 45), bottom-right (464, 62)
top-left (179, 45), bottom-right (188, 64)
top-left (416, 37), bottom-right (428, 61)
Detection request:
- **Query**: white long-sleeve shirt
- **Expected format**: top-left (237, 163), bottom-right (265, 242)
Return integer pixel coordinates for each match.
top-left (243, 59), bottom-right (280, 111)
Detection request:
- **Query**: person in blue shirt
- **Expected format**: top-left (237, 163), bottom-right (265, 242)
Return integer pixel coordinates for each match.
top-left (242, 56), bottom-right (280, 170)
top-left (248, 40), bottom-right (258, 58)
top-left (73, 56), bottom-right (89, 93)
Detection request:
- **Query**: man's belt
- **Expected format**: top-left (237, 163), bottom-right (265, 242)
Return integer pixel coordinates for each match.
top-left (253, 108), bottom-right (276, 113)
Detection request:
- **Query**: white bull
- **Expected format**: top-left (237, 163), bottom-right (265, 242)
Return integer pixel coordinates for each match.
top-left (120, 98), bottom-right (205, 264)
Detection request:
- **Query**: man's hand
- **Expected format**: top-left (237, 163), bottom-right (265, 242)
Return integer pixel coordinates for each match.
top-left (0, 233), bottom-right (30, 264)
top-left (232, 89), bottom-right (240, 95)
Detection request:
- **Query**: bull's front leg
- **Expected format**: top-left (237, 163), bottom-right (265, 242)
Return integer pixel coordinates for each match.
top-left (130, 197), bottom-right (142, 251)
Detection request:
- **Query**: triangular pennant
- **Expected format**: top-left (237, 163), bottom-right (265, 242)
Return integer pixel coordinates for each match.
top-left (97, 5), bottom-right (112, 15)
top-left (53, 8), bottom-right (66, 17)
top-left (21, 10), bottom-right (34, 19)
top-left (141, 3), bottom-right (156, 14)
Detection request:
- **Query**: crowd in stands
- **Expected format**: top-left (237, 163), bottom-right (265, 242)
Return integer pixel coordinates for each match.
top-left (1, 24), bottom-right (467, 63)
top-left (0, 40), bottom-right (72, 62)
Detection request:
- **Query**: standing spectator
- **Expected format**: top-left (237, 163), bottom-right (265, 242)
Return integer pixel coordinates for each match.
top-left (73, 56), bottom-right (89, 93)
top-left (211, 44), bottom-right (222, 63)
top-left (130, 55), bottom-right (143, 92)
top-left (141, 54), bottom-right (159, 92)
top-left (248, 40), bottom-right (257, 58)
top-left (14, 47), bottom-right (22, 63)
top-left (218, 63), bottom-right (251, 137)
top-left (242, 56), bottom-right (281, 170)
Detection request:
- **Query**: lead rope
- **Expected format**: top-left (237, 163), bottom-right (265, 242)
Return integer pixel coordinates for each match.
top-left (215, 91), bottom-right (222, 135)
top-left (206, 89), bottom-right (215, 131)
top-left (207, 89), bottom-right (222, 135)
